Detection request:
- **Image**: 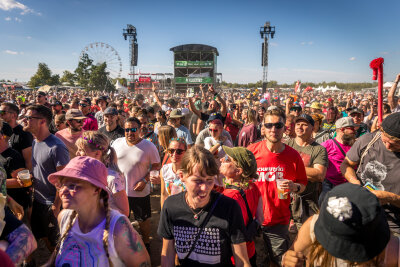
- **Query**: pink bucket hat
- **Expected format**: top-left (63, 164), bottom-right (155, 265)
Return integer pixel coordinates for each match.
top-left (48, 156), bottom-right (109, 193)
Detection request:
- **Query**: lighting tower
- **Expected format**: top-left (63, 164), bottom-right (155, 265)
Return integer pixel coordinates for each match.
top-left (260, 21), bottom-right (275, 94)
top-left (123, 24), bottom-right (138, 89)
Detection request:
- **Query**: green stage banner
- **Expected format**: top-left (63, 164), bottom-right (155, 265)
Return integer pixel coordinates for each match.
top-left (175, 77), bottom-right (213, 83)
top-left (175, 61), bottom-right (213, 67)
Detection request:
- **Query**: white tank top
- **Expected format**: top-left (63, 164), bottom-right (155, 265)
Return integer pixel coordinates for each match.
top-left (56, 209), bottom-right (125, 267)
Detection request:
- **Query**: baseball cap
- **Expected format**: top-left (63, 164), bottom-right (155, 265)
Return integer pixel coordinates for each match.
top-left (335, 117), bottom-right (358, 129)
top-left (295, 114), bottom-right (315, 127)
top-left (65, 109), bottom-right (86, 120)
top-left (222, 146), bottom-right (258, 180)
top-left (50, 99), bottom-right (62, 106)
top-left (381, 112), bottom-right (400, 138)
top-left (48, 156), bottom-right (110, 195)
top-left (207, 112), bottom-right (224, 123)
top-left (37, 91), bottom-right (47, 96)
top-left (349, 108), bottom-right (362, 115)
top-left (315, 183), bottom-right (390, 262)
top-left (96, 96), bottom-right (108, 105)
top-left (290, 104), bottom-right (302, 111)
top-left (103, 107), bottom-right (118, 116)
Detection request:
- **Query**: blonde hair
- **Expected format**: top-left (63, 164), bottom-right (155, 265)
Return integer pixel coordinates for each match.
top-left (180, 145), bottom-right (219, 177)
top-left (308, 239), bottom-right (382, 267)
top-left (54, 189), bottom-right (113, 266)
top-left (158, 125), bottom-right (177, 151)
top-left (75, 131), bottom-right (120, 172)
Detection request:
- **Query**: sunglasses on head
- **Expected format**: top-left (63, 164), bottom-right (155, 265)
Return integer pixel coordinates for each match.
top-left (168, 148), bottom-right (185, 155)
top-left (264, 122), bottom-right (285, 129)
top-left (125, 127), bottom-right (138, 133)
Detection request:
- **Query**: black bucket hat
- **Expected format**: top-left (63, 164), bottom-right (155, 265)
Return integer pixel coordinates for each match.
top-left (315, 183), bottom-right (390, 262)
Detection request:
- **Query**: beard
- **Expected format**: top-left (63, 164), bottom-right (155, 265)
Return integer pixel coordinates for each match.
top-left (342, 133), bottom-right (356, 146)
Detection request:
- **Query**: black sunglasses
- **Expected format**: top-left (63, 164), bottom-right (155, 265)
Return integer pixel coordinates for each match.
top-left (79, 103), bottom-right (88, 107)
top-left (168, 148), bottom-right (185, 155)
top-left (125, 127), bottom-right (138, 133)
top-left (23, 115), bottom-right (43, 121)
top-left (71, 119), bottom-right (83, 123)
top-left (264, 122), bottom-right (285, 129)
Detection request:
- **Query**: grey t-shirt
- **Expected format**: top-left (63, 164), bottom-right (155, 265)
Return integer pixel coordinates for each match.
top-left (32, 134), bottom-right (70, 205)
top-left (347, 131), bottom-right (400, 233)
top-left (195, 128), bottom-right (233, 147)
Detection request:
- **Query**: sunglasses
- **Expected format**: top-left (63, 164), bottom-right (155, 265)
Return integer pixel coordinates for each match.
top-left (55, 183), bottom-right (82, 193)
top-left (264, 122), bottom-right (285, 129)
top-left (290, 108), bottom-right (302, 112)
top-left (209, 128), bottom-right (219, 133)
top-left (79, 103), bottom-right (88, 107)
top-left (168, 148), bottom-right (185, 155)
top-left (125, 127), bottom-right (138, 133)
top-left (23, 115), bottom-right (43, 121)
top-left (71, 119), bottom-right (83, 123)
top-left (0, 110), bottom-right (9, 115)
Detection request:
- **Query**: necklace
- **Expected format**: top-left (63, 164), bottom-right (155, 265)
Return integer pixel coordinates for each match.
top-left (185, 193), bottom-right (207, 220)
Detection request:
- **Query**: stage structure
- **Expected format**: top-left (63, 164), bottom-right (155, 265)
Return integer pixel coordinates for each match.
top-left (170, 44), bottom-right (219, 93)
top-left (260, 22), bottom-right (275, 94)
top-left (130, 72), bottom-right (173, 95)
top-left (122, 24), bottom-right (138, 90)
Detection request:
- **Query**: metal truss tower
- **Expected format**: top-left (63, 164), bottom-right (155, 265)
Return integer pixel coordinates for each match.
top-left (123, 24), bottom-right (138, 87)
top-left (260, 22), bottom-right (275, 94)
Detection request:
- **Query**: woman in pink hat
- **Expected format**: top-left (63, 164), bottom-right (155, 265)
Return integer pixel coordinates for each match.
top-left (47, 156), bottom-right (150, 267)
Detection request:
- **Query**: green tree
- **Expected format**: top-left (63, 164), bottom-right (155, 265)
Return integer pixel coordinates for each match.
top-left (28, 63), bottom-right (59, 88)
top-left (74, 53), bottom-right (93, 89)
top-left (60, 70), bottom-right (76, 86)
top-left (89, 63), bottom-right (115, 91)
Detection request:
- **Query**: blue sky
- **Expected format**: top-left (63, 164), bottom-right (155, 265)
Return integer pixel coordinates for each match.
top-left (1, 0), bottom-right (399, 84)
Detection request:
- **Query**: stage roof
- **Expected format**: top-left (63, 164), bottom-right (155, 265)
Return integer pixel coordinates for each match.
top-left (170, 44), bottom-right (219, 56)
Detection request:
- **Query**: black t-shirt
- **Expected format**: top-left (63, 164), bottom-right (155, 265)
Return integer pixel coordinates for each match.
top-left (158, 191), bottom-right (246, 267)
top-left (1, 148), bottom-right (30, 208)
top-left (98, 125), bottom-right (125, 143)
top-left (9, 125), bottom-right (33, 156)
top-left (347, 131), bottom-right (400, 233)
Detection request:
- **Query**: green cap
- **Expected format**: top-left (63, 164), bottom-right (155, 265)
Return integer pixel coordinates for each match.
top-left (222, 146), bottom-right (258, 180)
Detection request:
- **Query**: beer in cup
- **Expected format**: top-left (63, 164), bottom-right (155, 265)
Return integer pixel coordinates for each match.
top-left (18, 169), bottom-right (32, 187)
top-left (276, 178), bottom-right (289, 200)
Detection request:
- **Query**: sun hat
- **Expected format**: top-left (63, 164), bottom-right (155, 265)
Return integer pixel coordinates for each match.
top-left (335, 117), bottom-right (358, 129)
top-left (295, 114), bottom-right (315, 127)
top-left (48, 156), bottom-right (109, 194)
top-left (222, 146), bottom-right (258, 179)
top-left (315, 183), bottom-right (390, 262)
top-left (169, 109), bottom-right (184, 119)
top-left (65, 109), bottom-right (86, 120)
top-left (310, 102), bottom-right (322, 109)
top-left (381, 112), bottom-right (400, 139)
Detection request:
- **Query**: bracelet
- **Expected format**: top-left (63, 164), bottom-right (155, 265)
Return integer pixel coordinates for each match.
top-left (141, 178), bottom-right (148, 184)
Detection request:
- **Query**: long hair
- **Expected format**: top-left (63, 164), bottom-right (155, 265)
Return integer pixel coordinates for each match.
top-left (158, 125), bottom-right (177, 152)
top-left (308, 239), bottom-right (382, 267)
top-left (75, 131), bottom-right (121, 172)
top-left (52, 189), bottom-right (113, 266)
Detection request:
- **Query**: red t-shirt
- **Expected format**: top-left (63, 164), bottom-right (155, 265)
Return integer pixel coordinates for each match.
top-left (222, 182), bottom-right (261, 261)
top-left (224, 113), bottom-right (240, 142)
top-left (248, 141), bottom-right (307, 226)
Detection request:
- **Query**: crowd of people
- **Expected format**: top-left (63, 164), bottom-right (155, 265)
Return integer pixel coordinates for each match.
top-left (0, 74), bottom-right (400, 266)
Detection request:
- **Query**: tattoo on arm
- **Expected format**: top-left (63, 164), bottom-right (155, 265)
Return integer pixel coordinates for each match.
top-left (117, 216), bottom-right (143, 253)
top-left (6, 224), bottom-right (37, 265)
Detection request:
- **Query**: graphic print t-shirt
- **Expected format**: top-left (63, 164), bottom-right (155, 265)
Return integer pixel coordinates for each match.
top-left (347, 131), bottom-right (400, 233)
top-left (248, 141), bottom-right (307, 226)
top-left (158, 191), bottom-right (246, 267)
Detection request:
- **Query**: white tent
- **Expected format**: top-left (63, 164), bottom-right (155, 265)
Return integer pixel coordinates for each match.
top-left (383, 82), bottom-right (396, 88)
top-left (115, 80), bottom-right (128, 94)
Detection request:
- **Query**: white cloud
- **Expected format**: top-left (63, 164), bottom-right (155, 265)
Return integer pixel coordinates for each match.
top-left (3, 50), bottom-right (19, 55)
top-left (26, 36), bottom-right (31, 39)
top-left (4, 16), bottom-right (11, 21)
top-left (14, 16), bottom-right (21, 22)
top-left (300, 42), bottom-right (306, 45)
top-left (380, 51), bottom-right (389, 55)
top-left (0, 0), bottom-right (40, 15)
top-left (300, 41), bottom-right (314, 46)
top-left (349, 57), bottom-right (356, 61)
top-left (308, 41), bottom-right (314, 45)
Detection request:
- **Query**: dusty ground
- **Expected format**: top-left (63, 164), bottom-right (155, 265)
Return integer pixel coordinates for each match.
top-left (32, 189), bottom-right (163, 266)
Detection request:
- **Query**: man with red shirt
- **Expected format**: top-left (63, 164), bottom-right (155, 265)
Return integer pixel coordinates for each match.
top-left (248, 108), bottom-right (307, 266)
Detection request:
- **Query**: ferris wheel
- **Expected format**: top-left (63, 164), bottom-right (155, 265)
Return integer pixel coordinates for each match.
top-left (81, 42), bottom-right (122, 78)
